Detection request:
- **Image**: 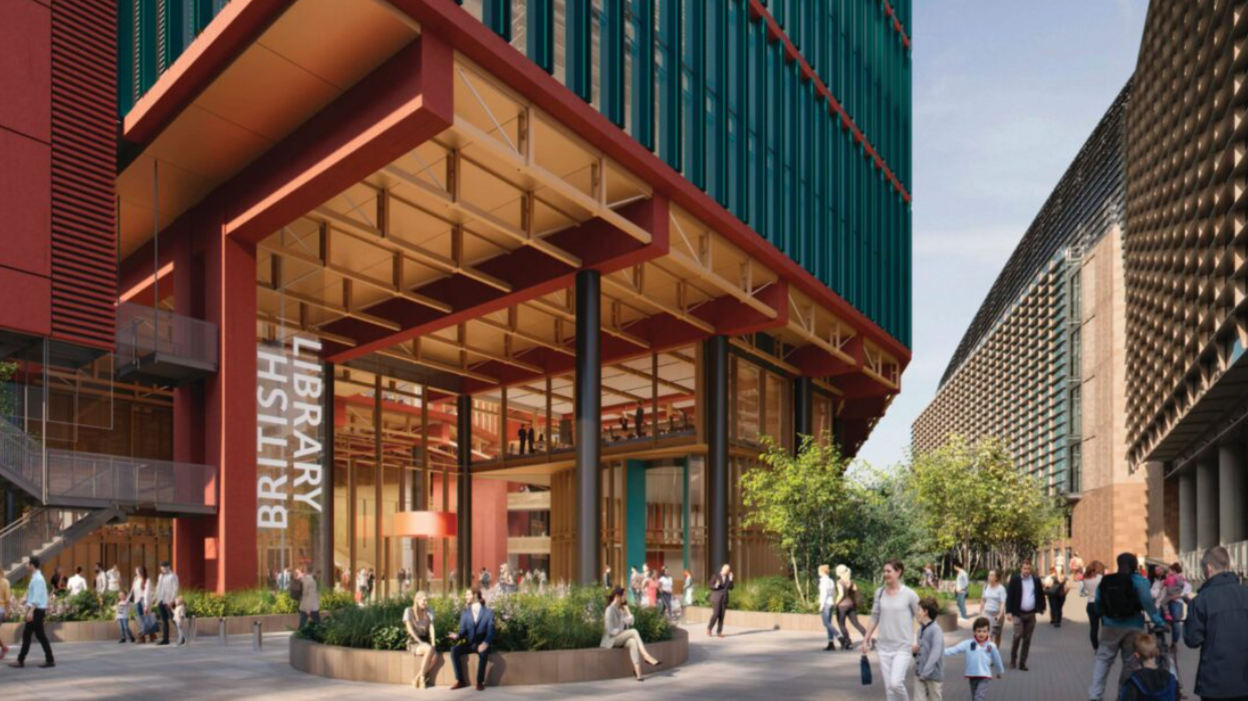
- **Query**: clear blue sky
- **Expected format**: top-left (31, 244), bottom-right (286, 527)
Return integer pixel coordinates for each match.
top-left (856, 1), bottom-right (1148, 468)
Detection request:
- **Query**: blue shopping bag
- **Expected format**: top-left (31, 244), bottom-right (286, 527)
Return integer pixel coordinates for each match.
top-left (860, 653), bottom-right (872, 685)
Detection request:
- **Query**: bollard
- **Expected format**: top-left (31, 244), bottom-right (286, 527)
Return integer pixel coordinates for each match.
top-left (188, 615), bottom-right (197, 644)
top-left (219, 618), bottom-right (227, 645)
top-left (252, 619), bottom-right (263, 651)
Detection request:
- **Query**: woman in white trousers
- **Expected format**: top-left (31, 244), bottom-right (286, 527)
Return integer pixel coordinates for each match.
top-left (861, 560), bottom-right (920, 701)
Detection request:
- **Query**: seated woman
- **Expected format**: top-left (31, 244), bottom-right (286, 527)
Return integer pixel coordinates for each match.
top-left (600, 587), bottom-right (661, 681)
top-left (404, 591), bottom-right (438, 689)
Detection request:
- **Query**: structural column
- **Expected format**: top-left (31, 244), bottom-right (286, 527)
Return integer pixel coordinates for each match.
top-left (456, 393), bottom-right (473, 586)
top-left (321, 363), bottom-right (335, 585)
top-left (1196, 459), bottom-right (1220, 550)
top-left (704, 335), bottom-right (729, 573)
top-left (574, 269), bottom-right (601, 585)
top-left (1219, 443), bottom-right (1247, 545)
top-left (1179, 469), bottom-right (1197, 554)
top-left (793, 376), bottom-right (812, 450)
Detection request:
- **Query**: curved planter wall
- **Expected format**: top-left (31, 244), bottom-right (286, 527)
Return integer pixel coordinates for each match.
top-left (683, 606), bottom-right (959, 633)
top-left (290, 627), bottom-right (688, 687)
top-left (1, 613), bottom-right (301, 645)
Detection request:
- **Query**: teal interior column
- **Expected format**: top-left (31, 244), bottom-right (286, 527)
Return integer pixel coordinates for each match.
top-left (626, 460), bottom-right (647, 588)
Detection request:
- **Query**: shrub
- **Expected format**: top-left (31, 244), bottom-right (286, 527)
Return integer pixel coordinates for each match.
top-left (298, 586), bottom-right (673, 653)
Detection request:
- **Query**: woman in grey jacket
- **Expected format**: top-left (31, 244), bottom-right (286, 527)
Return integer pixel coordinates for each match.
top-left (600, 587), bottom-right (661, 681)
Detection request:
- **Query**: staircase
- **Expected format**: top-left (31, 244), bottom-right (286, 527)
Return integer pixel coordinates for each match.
top-left (0, 413), bottom-right (216, 583)
top-left (1, 507), bottom-right (124, 583)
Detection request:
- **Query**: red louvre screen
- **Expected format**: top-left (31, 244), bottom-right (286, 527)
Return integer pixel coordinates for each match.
top-left (50, 0), bottom-right (117, 350)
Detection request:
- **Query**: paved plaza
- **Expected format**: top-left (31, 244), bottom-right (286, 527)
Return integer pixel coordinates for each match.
top-left (0, 602), bottom-right (1200, 700)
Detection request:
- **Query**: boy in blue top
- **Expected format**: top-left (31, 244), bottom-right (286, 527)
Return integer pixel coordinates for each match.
top-left (944, 617), bottom-right (1004, 701)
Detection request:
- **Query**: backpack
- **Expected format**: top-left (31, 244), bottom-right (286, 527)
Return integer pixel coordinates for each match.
top-left (1099, 573), bottom-right (1142, 620)
top-left (1119, 672), bottom-right (1176, 701)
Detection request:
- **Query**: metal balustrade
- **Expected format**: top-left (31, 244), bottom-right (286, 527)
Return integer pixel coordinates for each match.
top-left (116, 303), bottom-right (218, 385)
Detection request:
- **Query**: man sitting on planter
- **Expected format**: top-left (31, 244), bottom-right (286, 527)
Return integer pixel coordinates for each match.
top-left (449, 589), bottom-right (496, 691)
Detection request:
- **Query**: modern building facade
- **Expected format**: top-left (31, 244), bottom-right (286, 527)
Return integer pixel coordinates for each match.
top-left (1, 0), bottom-right (912, 592)
top-left (913, 85), bottom-right (1145, 569)
top-left (1128, 0), bottom-right (1248, 575)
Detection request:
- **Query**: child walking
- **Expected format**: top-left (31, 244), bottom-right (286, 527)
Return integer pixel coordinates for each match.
top-left (116, 598), bottom-right (135, 643)
top-left (913, 596), bottom-right (944, 701)
top-left (173, 596), bottom-right (189, 646)
top-left (943, 617), bottom-right (1004, 701)
top-left (1119, 633), bottom-right (1177, 701)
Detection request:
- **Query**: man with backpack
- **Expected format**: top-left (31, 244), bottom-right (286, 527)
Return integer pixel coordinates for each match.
top-left (1088, 552), bottom-right (1165, 701)
top-left (1184, 545), bottom-right (1248, 701)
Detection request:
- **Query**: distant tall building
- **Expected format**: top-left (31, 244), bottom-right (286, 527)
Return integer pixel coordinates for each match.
top-left (1129, 0), bottom-right (1248, 573)
top-left (913, 85), bottom-right (1142, 569)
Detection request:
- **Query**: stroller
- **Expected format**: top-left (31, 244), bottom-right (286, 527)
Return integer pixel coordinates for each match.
top-left (1149, 622), bottom-right (1186, 701)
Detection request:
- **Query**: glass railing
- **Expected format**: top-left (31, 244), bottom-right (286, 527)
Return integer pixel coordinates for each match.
top-left (116, 302), bottom-right (219, 370)
top-left (45, 448), bottom-right (217, 510)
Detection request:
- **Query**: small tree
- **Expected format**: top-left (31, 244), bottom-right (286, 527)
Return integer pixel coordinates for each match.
top-left (740, 434), bottom-right (860, 607)
top-left (846, 461), bottom-right (940, 583)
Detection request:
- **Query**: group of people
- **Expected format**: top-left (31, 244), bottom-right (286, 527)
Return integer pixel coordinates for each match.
top-left (858, 549), bottom-right (1248, 701)
top-left (817, 564), bottom-right (867, 651)
top-left (621, 564), bottom-right (687, 617)
top-left (479, 563), bottom-right (547, 594)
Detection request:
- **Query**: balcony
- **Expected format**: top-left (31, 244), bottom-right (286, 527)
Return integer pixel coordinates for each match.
top-left (116, 303), bottom-right (218, 386)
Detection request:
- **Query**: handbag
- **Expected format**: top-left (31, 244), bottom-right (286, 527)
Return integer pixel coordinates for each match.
top-left (860, 653), bottom-right (873, 685)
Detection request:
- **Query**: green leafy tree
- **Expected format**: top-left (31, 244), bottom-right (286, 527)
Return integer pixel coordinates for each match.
top-left (845, 461), bottom-right (940, 582)
top-left (740, 435), bottom-right (861, 607)
top-left (910, 435), bottom-right (1067, 572)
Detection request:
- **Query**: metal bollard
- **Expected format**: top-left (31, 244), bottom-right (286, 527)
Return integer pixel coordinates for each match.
top-left (252, 620), bottom-right (263, 651)
top-left (188, 615), bottom-right (197, 644)
top-left (219, 618), bottom-right (227, 645)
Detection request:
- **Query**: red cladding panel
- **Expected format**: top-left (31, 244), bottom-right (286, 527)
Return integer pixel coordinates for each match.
top-left (0, 129), bottom-right (51, 280)
top-left (49, 0), bottom-right (117, 350)
top-left (0, 0), bottom-right (51, 142)
top-left (0, 267), bottom-right (52, 338)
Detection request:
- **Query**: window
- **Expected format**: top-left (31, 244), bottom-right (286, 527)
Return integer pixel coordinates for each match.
top-left (732, 356), bottom-right (760, 444)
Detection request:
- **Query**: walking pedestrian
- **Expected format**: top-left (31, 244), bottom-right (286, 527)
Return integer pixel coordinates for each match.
top-left (0, 573), bottom-right (11, 660)
top-left (131, 565), bottom-right (155, 643)
top-left (979, 569), bottom-right (1008, 648)
top-left (603, 565), bottom-right (612, 589)
top-left (155, 561), bottom-right (179, 645)
top-left (954, 563), bottom-right (971, 619)
top-left (943, 617), bottom-right (1005, 701)
top-left (913, 597), bottom-right (945, 701)
top-left (861, 560), bottom-right (920, 701)
top-left (1119, 633), bottom-right (1176, 701)
top-left (1082, 560), bottom-right (1105, 651)
top-left (1087, 552), bottom-right (1164, 701)
top-left (9, 557), bottom-right (54, 668)
top-left (706, 563), bottom-right (734, 638)
top-left (1005, 559), bottom-right (1046, 671)
top-left (835, 565), bottom-right (868, 651)
top-left (480, 567), bottom-right (491, 591)
top-left (297, 567), bottom-right (320, 628)
top-left (173, 596), bottom-right (189, 646)
top-left (1159, 563), bottom-right (1186, 643)
top-left (115, 596), bottom-right (134, 643)
top-left (1183, 545), bottom-right (1248, 701)
top-left (629, 567), bottom-right (643, 605)
top-left (448, 588), bottom-right (496, 691)
top-left (659, 566), bottom-right (674, 616)
top-left (1043, 565), bottom-right (1068, 627)
top-left (66, 566), bottom-right (88, 596)
top-left (94, 563), bottom-right (107, 593)
top-left (601, 587), bottom-right (662, 681)
top-left (818, 564), bottom-right (838, 650)
top-left (643, 568), bottom-right (660, 609)
top-left (106, 564), bottom-right (121, 592)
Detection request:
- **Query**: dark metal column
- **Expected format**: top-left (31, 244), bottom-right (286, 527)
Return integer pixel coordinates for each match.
top-left (575, 269), bottom-right (602, 585)
top-left (456, 394), bottom-right (473, 588)
top-left (704, 335), bottom-right (729, 573)
top-left (321, 363), bottom-right (335, 585)
top-left (793, 376), bottom-right (812, 451)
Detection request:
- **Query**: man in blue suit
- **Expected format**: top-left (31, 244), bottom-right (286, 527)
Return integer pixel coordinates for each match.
top-left (449, 588), bottom-right (496, 690)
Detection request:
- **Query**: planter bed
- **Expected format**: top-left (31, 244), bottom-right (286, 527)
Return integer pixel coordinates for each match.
top-left (683, 606), bottom-right (959, 634)
top-left (1, 613), bottom-right (302, 645)
top-left (289, 627), bottom-right (688, 687)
